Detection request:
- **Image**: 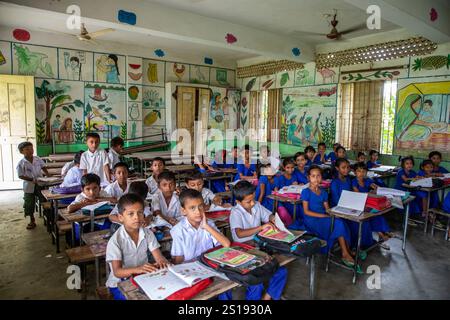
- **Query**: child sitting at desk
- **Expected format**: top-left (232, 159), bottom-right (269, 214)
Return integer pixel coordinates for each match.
top-left (61, 152), bottom-right (83, 187)
top-left (185, 172), bottom-right (230, 211)
top-left (304, 146), bottom-right (315, 167)
top-left (230, 180), bottom-right (288, 300)
top-left (106, 193), bottom-right (170, 300)
top-left (61, 151), bottom-right (83, 178)
top-left (293, 152), bottom-right (308, 185)
top-left (108, 137), bottom-right (124, 172)
top-left (105, 162), bottom-right (129, 199)
top-left (17, 141), bottom-right (50, 230)
top-left (80, 132), bottom-right (111, 185)
top-left (418, 160), bottom-right (440, 217)
top-left (356, 152), bottom-right (367, 164)
top-left (145, 157), bottom-right (166, 195)
top-left (327, 143), bottom-right (341, 163)
top-left (207, 149), bottom-right (237, 193)
top-left (234, 144), bottom-right (257, 182)
top-left (301, 165), bottom-right (358, 271)
top-left (151, 171), bottom-right (182, 226)
top-left (428, 151), bottom-right (448, 175)
top-left (313, 142), bottom-right (327, 164)
top-left (367, 150), bottom-right (381, 169)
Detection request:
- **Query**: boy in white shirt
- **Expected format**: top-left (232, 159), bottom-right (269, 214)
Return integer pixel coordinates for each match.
top-left (108, 137), bottom-right (124, 171)
top-left (61, 152), bottom-right (83, 187)
top-left (230, 180), bottom-right (287, 301)
top-left (79, 132), bottom-right (111, 185)
top-left (104, 162), bottom-right (129, 199)
top-left (152, 171), bottom-right (182, 226)
top-left (106, 193), bottom-right (170, 300)
top-left (185, 172), bottom-right (231, 211)
top-left (145, 157), bottom-right (165, 195)
top-left (16, 142), bottom-right (50, 230)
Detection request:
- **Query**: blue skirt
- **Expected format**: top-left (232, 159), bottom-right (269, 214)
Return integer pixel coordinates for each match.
top-left (304, 215), bottom-right (351, 253)
top-left (345, 221), bottom-right (375, 249)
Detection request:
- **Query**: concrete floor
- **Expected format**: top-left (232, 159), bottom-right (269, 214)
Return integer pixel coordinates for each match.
top-left (0, 190), bottom-right (449, 300)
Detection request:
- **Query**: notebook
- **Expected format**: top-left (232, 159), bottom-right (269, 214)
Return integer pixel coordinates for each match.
top-left (132, 261), bottom-right (222, 300)
top-left (410, 177), bottom-right (433, 188)
top-left (278, 184), bottom-right (309, 195)
top-left (377, 187), bottom-right (406, 197)
top-left (331, 190), bottom-right (367, 216)
top-left (203, 247), bottom-right (256, 267)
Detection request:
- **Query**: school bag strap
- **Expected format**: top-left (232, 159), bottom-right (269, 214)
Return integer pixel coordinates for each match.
top-left (199, 243), bottom-right (279, 286)
top-left (253, 232), bottom-right (322, 258)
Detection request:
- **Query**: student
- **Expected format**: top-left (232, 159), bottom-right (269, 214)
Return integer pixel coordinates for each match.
top-left (185, 172), bottom-right (229, 211)
top-left (418, 160), bottom-right (440, 214)
top-left (67, 174), bottom-right (117, 213)
top-left (152, 171), bottom-right (182, 226)
top-left (276, 158), bottom-right (298, 188)
top-left (145, 157), bottom-right (166, 195)
top-left (256, 166), bottom-right (278, 212)
top-left (208, 149), bottom-right (236, 193)
top-left (367, 150), bottom-right (381, 169)
top-left (313, 142), bottom-right (327, 164)
top-left (429, 151), bottom-right (448, 174)
top-left (335, 146), bottom-right (347, 160)
top-left (106, 194), bottom-right (170, 300)
top-left (108, 137), bottom-right (124, 171)
top-left (61, 151), bottom-right (83, 177)
top-left (80, 132), bottom-right (111, 185)
top-left (230, 181), bottom-right (288, 300)
top-left (301, 166), bottom-right (358, 270)
top-left (293, 152), bottom-right (309, 185)
top-left (352, 162), bottom-right (392, 243)
top-left (327, 143), bottom-right (340, 163)
top-left (104, 162), bottom-right (130, 199)
top-left (16, 142), bottom-right (50, 230)
top-left (234, 145), bottom-right (257, 182)
top-left (304, 146), bottom-right (315, 167)
top-left (61, 151), bottom-right (83, 187)
top-left (331, 158), bottom-right (373, 251)
top-left (356, 152), bottom-right (367, 163)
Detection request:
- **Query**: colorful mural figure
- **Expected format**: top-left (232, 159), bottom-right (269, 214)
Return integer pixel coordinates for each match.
top-left (63, 51), bottom-right (88, 81)
top-left (58, 118), bottom-right (75, 143)
top-left (14, 44), bottom-right (54, 77)
top-left (210, 92), bottom-right (224, 124)
top-left (395, 80), bottom-right (450, 155)
top-left (96, 54), bottom-right (121, 83)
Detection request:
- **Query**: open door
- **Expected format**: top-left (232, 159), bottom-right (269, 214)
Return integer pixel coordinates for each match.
top-left (176, 87), bottom-right (197, 155)
top-left (0, 75), bottom-right (36, 190)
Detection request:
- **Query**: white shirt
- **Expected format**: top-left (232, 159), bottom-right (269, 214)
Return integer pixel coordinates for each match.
top-left (61, 166), bottom-right (83, 187)
top-left (61, 161), bottom-right (75, 177)
top-left (170, 217), bottom-right (220, 261)
top-left (230, 202), bottom-right (272, 243)
top-left (70, 190), bottom-right (109, 205)
top-left (16, 156), bottom-right (46, 193)
top-left (145, 175), bottom-right (159, 195)
top-left (79, 149), bottom-right (110, 184)
top-left (110, 203), bottom-right (152, 217)
top-left (104, 181), bottom-right (129, 199)
top-left (105, 226), bottom-right (160, 288)
top-left (151, 190), bottom-right (182, 221)
top-left (108, 149), bottom-right (120, 170)
top-left (109, 204), bottom-right (172, 229)
top-left (201, 188), bottom-right (216, 206)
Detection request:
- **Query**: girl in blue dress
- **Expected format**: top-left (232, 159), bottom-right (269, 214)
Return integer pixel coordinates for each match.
top-left (327, 143), bottom-right (340, 163)
top-left (417, 160), bottom-right (439, 213)
top-left (256, 167), bottom-right (277, 212)
top-left (429, 151), bottom-right (449, 174)
top-left (394, 156), bottom-right (422, 216)
top-left (352, 162), bottom-right (392, 243)
top-left (367, 150), bottom-right (381, 169)
top-left (301, 165), bottom-right (360, 271)
top-left (209, 150), bottom-right (236, 193)
top-left (331, 158), bottom-right (374, 251)
top-left (304, 146), bottom-right (315, 167)
top-left (313, 142), bottom-right (327, 164)
top-left (275, 158), bottom-right (301, 226)
top-left (293, 152), bottom-right (309, 185)
top-left (234, 145), bottom-right (257, 182)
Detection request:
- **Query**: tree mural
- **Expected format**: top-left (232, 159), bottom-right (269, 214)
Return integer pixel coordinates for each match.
top-left (85, 103), bottom-right (117, 131)
top-left (35, 80), bottom-right (83, 143)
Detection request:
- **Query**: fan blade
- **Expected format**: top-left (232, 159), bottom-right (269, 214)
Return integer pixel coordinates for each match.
top-left (339, 23), bottom-right (367, 35)
top-left (87, 28), bottom-right (115, 39)
top-left (291, 30), bottom-right (329, 37)
top-left (38, 27), bottom-right (78, 37)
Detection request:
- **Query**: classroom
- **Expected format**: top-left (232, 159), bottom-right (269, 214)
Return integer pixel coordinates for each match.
top-left (0, 0), bottom-right (449, 302)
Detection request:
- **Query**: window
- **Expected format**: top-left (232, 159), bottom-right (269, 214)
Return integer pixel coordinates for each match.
top-left (380, 80), bottom-right (397, 155)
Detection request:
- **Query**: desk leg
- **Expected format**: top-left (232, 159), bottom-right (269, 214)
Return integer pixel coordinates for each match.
top-left (402, 202), bottom-right (410, 251)
top-left (272, 199), bottom-right (277, 215)
top-left (353, 222), bottom-right (363, 284)
top-left (325, 215), bottom-right (335, 272)
top-left (95, 257), bottom-right (100, 288)
top-left (54, 200), bottom-right (60, 253)
top-left (293, 204), bottom-right (297, 222)
top-left (424, 192), bottom-right (431, 234)
top-left (71, 222), bottom-right (76, 247)
top-left (309, 254), bottom-right (316, 300)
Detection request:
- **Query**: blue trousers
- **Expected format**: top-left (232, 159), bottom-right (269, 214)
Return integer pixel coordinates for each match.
top-left (109, 287), bottom-right (126, 300)
top-left (246, 267), bottom-right (287, 300)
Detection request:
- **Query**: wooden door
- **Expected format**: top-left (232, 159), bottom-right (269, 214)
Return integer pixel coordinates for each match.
top-left (176, 87), bottom-right (197, 155)
top-left (0, 75), bottom-right (36, 190)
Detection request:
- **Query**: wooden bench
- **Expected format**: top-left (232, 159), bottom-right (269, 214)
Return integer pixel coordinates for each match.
top-left (96, 286), bottom-right (113, 300)
top-left (56, 220), bottom-right (72, 235)
top-left (430, 209), bottom-right (450, 240)
top-left (66, 246), bottom-right (97, 264)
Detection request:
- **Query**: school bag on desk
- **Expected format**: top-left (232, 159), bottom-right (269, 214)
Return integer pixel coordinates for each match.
top-left (200, 243), bottom-right (279, 286)
top-left (81, 202), bottom-right (114, 216)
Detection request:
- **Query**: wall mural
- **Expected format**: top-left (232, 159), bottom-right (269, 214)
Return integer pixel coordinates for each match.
top-left (166, 62), bottom-right (189, 83)
top-left (210, 68), bottom-right (235, 87)
top-left (294, 63), bottom-right (315, 86)
top-left (58, 49), bottom-right (93, 81)
top-left (276, 70), bottom-right (294, 88)
top-left (240, 92), bottom-right (249, 130)
top-left (13, 43), bottom-right (57, 78)
top-left (395, 78), bottom-right (450, 157)
top-left (281, 85), bottom-right (337, 147)
top-left (143, 59), bottom-right (165, 87)
top-left (190, 65), bottom-right (210, 85)
top-left (315, 67), bottom-right (339, 85)
top-left (127, 57), bottom-right (143, 84)
top-left (0, 41), bottom-right (11, 74)
top-left (409, 46), bottom-right (450, 77)
top-left (94, 53), bottom-right (126, 84)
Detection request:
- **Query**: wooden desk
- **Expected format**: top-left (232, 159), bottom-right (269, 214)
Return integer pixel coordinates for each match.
top-left (47, 154), bottom-right (75, 162)
top-left (267, 194), bottom-right (302, 221)
top-left (36, 177), bottom-right (63, 188)
top-left (326, 196), bottom-right (415, 284)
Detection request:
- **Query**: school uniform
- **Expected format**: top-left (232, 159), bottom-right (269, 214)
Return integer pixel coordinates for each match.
top-left (16, 156), bottom-right (46, 217)
top-left (417, 170), bottom-right (439, 209)
top-left (234, 163), bottom-right (257, 181)
top-left (327, 152), bottom-right (337, 163)
top-left (109, 204), bottom-right (172, 233)
top-left (61, 166), bottom-right (83, 187)
top-left (210, 161), bottom-right (236, 193)
top-left (255, 176), bottom-right (277, 211)
top-left (106, 225), bottom-right (160, 300)
top-left (433, 166), bottom-right (449, 174)
top-left (301, 188), bottom-right (351, 253)
top-left (229, 202), bottom-right (287, 300)
top-left (293, 168), bottom-right (308, 184)
top-left (276, 174), bottom-right (303, 223)
top-left (145, 175), bottom-right (159, 195)
top-left (151, 190), bottom-right (182, 221)
top-left (104, 180), bottom-right (129, 199)
top-left (108, 148), bottom-right (120, 170)
top-left (394, 169), bottom-right (422, 215)
top-left (61, 161), bottom-right (75, 177)
top-left (201, 187), bottom-right (216, 206)
top-left (367, 161), bottom-right (381, 169)
top-left (313, 154), bottom-right (326, 164)
top-left (71, 190), bottom-right (109, 204)
top-left (331, 177), bottom-right (374, 248)
top-left (79, 149), bottom-right (110, 185)
top-left (352, 178), bottom-right (375, 193)
top-left (443, 193), bottom-right (450, 213)
top-left (305, 159), bottom-right (313, 167)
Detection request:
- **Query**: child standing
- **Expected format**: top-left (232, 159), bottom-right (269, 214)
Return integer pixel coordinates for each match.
top-left (185, 172), bottom-right (229, 211)
top-left (293, 152), bottom-right (309, 185)
top-left (256, 166), bottom-right (278, 212)
top-left (151, 171), bottom-right (182, 226)
top-left (80, 132), bottom-right (111, 185)
top-left (145, 157), bottom-right (165, 195)
top-left (16, 142), bottom-right (50, 230)
top-left (108, 137), bottom-right (124, 171)
top-left (230, 181), bottom-right (288, 300)
top-left (313, 142), bottom-right (327, 164)
top-left (105, 162), bottom-right (130, 199)
top-left (429, 151), bottom-right (448, 174)
top-left (301, 166), bottom-right (358, 270)
top-left (61, 152), bottom-right (83, 187)
top-left (106, 194), bottom-right (170, 300)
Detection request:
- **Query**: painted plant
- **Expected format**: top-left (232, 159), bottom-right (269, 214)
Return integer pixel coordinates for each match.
top-left (14, 44), bottom-right (54, 77)
top-left (85, 103), bottom-right (118, 131)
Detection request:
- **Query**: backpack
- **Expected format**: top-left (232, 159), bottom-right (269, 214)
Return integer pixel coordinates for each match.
top-left (81, 203), bottom-right (114, 216)
top-left (253, 232), bottom-right (322, 258)
top-left (52, 185), bottom-right (82, 194)
top-left (200, 243), bottom-right (279, 286)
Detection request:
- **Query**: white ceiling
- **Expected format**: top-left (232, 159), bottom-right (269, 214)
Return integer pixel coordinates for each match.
top-left (145, 0), bottom-right (402, 44)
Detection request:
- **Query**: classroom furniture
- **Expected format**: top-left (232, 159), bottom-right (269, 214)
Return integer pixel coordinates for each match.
top-left (429, 208), bottom-right (450, 241)
top-left (326, 196), bottom-right (415, 284)
top-left (267, 194), bottom-right (303, 221)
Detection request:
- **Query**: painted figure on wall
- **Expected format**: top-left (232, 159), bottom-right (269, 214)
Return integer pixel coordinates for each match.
top-left (63, 52), bottom-right (83, 81)
top-left (96, 54), bottom-right (120, 83)
top-left (222, 96), bottom-right (230, 130)
top-left (58, 118), bottom-right (75, 143)
top-left (52, 114), bottom-right (62, 142)
top-left (210, 92), bottom-right (224, 123)
top-left (14, 44), bottom-right (54, 77)
top-left (288, 114), bottom-right (303, 145)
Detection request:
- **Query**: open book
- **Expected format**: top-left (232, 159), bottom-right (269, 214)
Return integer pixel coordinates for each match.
top-left (370, 165), bottom-right (396, 172)
top-left (258, 227), bottom-right (303, 243)
top-left (204, 247), bottom-right (256, 267)
top-left (132, 261), bottom-right (222, 300)
top-left (331, 190), bottom-right (367, 216)
top-left (278, 184), bottom-right (309, 195)
top-left (410, 177), bottom-right (433, 188)
top-left (377, 187), bottom-right (406, 197)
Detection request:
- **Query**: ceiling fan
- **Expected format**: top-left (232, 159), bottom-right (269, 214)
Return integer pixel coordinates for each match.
top-left (39, 23), bottom-right (115, 43)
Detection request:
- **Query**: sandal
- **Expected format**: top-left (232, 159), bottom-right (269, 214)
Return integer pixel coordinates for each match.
top-left (351, 250), bottom-right (368, 261)
top-left (342, 259), bottom-right (363, 274)
top-left (26, 222), bottom-right (36, 230)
